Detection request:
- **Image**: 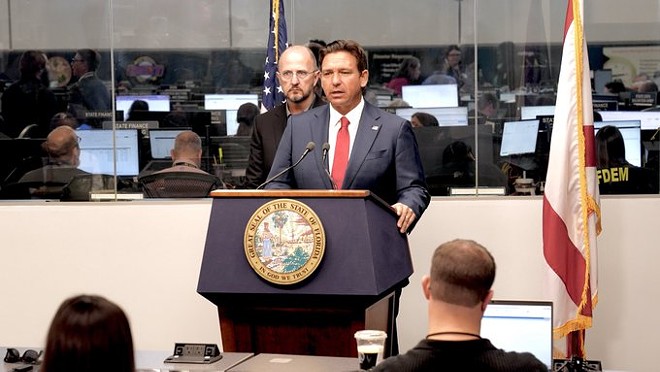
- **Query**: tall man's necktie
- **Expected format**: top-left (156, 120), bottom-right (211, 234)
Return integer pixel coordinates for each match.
top-left (331, 116), bottom-right (350, 189)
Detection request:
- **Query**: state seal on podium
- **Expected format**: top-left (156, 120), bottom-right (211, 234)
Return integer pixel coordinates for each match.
top-left (244, 199), bottom-right (326, 285)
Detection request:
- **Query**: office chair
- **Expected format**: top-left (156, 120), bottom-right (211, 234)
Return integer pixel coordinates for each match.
top-left (60, 174), bottom-right (134, 201)
top-left (138, 171), bottom-right (223, 198)
top-left (17, 124), bottom-right (40, 139)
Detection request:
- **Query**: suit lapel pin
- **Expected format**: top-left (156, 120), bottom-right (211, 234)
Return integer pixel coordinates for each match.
top-left (371, 126), bottom-right (379, 131)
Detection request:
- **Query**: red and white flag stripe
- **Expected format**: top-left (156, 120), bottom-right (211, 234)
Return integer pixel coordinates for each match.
top-left (542, 0), bottom-right (601, 356)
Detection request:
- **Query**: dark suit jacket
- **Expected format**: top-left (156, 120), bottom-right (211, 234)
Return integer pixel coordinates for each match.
top-left (68, 74), bottom-right (112, 128)
top-left (266, 101), bottom-right (430, 221)
top-left (243, 96), bottom-right (325, 188)
top-left (1, 78), bottom-right (58, 138)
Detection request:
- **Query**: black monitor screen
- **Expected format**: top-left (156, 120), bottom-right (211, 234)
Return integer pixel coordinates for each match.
top-left (208, 136), bottom-right (251, 167)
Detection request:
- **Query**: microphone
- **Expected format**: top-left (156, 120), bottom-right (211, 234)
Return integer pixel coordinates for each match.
top-left (257, 142), bottom-right (316, 189)
top-left (321, 143), bottom-right (337, 190)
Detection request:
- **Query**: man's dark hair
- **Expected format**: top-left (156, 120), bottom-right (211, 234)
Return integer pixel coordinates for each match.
top-left (319, 39), bottom-right (369, 74)
top-left (319, 40), bottom-right (369, 94)
top-left (412, 112), bottom-right (439, 127)
top-left (19, 50), bottom-right (47, 77)
top-left (605, 80), bottom-right (626, 94)
top-left (76, 49), bottom-right (102, 71)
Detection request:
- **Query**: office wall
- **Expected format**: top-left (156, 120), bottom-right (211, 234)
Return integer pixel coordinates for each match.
top-left (0, 197), bottom-right (656, 371)
top-left (0, 0), bottom-right (658, 50)
top-left (0, 201), bottom-right (222, 352)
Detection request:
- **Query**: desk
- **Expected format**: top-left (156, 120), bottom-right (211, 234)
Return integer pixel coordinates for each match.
top-left (0, 348), bottom-right (252, 372)
top-left (137, 350), bottom-right (253, 371)
top-left (226, 353), bottom-right (359, 372)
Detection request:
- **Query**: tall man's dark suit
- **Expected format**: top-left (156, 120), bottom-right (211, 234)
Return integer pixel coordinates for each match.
top-left (266, 101), bottom-right (429, 220)
top-left (243, 96), bottom-right (326, 188)
top-left (267, 100), bottom-right (429, 356)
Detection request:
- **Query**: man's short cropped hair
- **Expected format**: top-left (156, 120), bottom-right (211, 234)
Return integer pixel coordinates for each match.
top-left (319, 39), bottom-right (369, 74)
top-left (430, 239), bottom-right (496, 307)
top-left (174, 130), bottom-right (202, 154)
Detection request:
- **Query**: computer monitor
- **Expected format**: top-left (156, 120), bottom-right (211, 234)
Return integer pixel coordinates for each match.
top-left (77, 129), bottom-right (140, 176)
top-left (592, 93), bottom-right (619, 102)
top-left (500, 119), bottom-right (540, 156)
top-left (116, 95), bottom-right (171, 121)
top-left (401, 84), bottom-right (459, 108)
top-left (520, 105), bottom-right (555, 120)
top-left (594, 120), bottom-right (642, 167)
top-left (593, 69), bottom-right (612, 94)
top-left (598, 110), bottom-right (660, 130)
top-left (481, 300), bottom-right (553, 370)
top-left (204, 94), bottom-right (259, 136)
top-left (208, 136), bottom-right (251, 167)
top-left (148, 128), bottom-right (190, 159)
top-left (395, 107), bottom-right (468, 127)
top-left (127, 111), bottom-right (212, 137)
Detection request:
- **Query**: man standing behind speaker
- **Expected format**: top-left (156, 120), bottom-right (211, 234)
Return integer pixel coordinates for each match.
top-left (243, 45), bottom-right (326, 189)
top-left (68, 49), bottom-right (111, 128)
top-left (266, 40), bottom-right (429, 234)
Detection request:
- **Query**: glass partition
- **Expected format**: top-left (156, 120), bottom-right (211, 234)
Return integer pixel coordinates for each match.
top-left (0, 0), bottom-right (658, 200)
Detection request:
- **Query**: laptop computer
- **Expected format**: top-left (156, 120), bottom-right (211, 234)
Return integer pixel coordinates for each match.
top-left (481, 300), bottom-right (553, 370)
top-left (226, 353), bottom-right (358, 372)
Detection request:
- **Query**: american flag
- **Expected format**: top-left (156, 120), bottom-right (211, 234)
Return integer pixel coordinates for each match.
top-left (262, 0), bottom-right (288, 112)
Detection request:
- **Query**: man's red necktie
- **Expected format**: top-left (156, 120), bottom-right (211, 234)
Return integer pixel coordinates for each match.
top-left (331, 116), bottom-right (350, 189)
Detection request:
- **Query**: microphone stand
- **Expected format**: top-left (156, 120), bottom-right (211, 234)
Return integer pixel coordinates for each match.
top-left (321, 143), bottom-right (337, 190)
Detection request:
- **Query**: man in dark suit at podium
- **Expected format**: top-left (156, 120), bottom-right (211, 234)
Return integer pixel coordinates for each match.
top-left (243, 45), bottom-right (326, 188)
top-left (266, 40), bottom-right (429, 234)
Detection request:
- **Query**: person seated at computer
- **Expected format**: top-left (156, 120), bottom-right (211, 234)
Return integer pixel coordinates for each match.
top-left (40, 294), bottom-right (135, 372)
top-left (49, 111), bottom-right (87, 131)
top-left (155, 130), bottom-right (209, 175)
top-left (1, 50), bottom-right (58, 138)
top-left (126, 99), bottom-right (149, 121)
top-left (469, 93), bottom-right (500, 126)
top-left (411, 112), bottom-right (439, 128)
top-left (425, 141), bottom-right (506, 196)
top-left (386, 57), bottom-right (423, 96)
top-left (604, 80), bottom-right (627, 94)
top-left (236, 102), bottom-right (260, 136)
top-left (18, 126), bottom-right (89, 186)
top-left (422, 45), bottom-right (470, 94)
top-left (633, 79), bottom-right (659, 93)
top-left (372, 239), bottom-right (547, 371)
top-left (595, 125), bottom-right (659, 194)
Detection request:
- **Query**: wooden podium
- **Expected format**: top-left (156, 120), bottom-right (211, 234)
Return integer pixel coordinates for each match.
top-left (197, 190), bottom-right (413, 357)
